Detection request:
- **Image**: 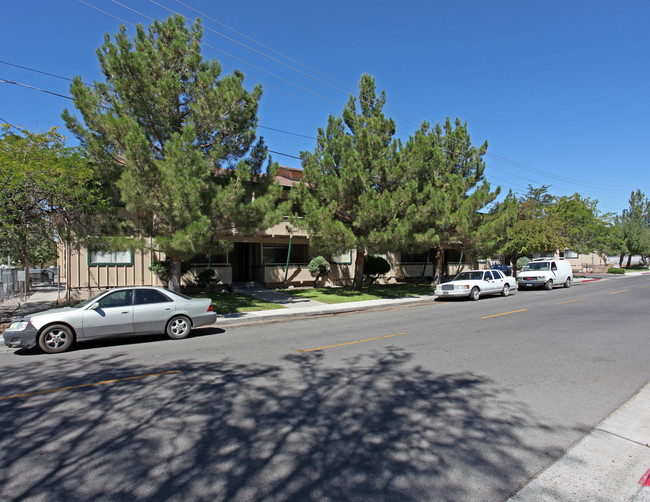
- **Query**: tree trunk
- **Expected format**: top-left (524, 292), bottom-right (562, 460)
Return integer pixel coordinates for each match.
top-left (432, 247), bottom-right (444, 285)
top-left (168, 257), bottom-right (182, 292)
top-left (352, 247), bottom-right (365, 291)
top-left (626, 254), bottom-right (632, 268)
top-left (619, 253), bottom-right (625, 268)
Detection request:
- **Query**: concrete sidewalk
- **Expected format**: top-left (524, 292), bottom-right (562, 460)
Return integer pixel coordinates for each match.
top-left (2, 275), bottom-right (649, 501)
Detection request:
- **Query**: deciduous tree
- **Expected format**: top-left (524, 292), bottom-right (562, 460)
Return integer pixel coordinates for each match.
top-left (0, 126), bottom-right (108, 278)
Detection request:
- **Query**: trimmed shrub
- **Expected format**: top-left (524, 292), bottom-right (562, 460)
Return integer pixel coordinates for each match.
top-left (194, 268), bottom-right (218, 288)
top-left (364, 255), bottom-right (391, 284)
top-left (308, 256), bottom-right (331, 286)
top-left (608, 267), bottom-right (625, 274)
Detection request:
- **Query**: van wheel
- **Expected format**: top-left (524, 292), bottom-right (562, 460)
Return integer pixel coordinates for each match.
top-left (544, 280), bottom-right (553, 290)
top-left (564, 277), bottom-right (572, 288)
top-left (469, 287), bottom-right (480, 301)
top-left (501, 284), bottom-right (510, 297)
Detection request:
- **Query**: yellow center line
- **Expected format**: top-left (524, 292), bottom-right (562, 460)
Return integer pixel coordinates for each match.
top-left (482, 309), bottom-right (527, 319)
top-left (0, 370), bottom-right (180, 401)
top-left (555, 298), bottom-right (585, 305)
top-left (639, 286), bottom-right (649, 289)
top-left (610, 290), bottom-right (629, 294)
top-left (298, 332), bottom-right (406, 353)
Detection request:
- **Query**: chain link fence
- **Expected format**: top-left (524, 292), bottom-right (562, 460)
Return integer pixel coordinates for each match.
top-left (0, 267), bottom-right (60, 304)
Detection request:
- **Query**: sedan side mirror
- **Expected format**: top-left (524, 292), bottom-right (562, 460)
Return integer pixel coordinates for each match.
top-left (90, 302), bottom-right (100, 310)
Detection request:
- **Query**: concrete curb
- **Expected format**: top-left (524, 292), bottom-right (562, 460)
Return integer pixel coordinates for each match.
top-left (217, 295), bottom-right (437, 326)
top-left (508, 382), bottom-right (650, 501)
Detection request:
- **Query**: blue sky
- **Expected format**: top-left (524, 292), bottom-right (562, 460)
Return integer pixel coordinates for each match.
top-left (2, 0), bottom-right (648, 215)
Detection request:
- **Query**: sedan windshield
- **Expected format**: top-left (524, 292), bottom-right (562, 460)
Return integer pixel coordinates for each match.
top-left (453, 271), bottom-right (484, 281)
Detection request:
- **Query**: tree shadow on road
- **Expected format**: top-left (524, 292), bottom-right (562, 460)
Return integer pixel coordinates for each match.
top-left (0, 349), bottom-right (575, 501)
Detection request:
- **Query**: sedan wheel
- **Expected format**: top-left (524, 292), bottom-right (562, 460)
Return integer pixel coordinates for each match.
top-left (166, 316), bottom-right (191, 340)
top-left (38, 324), bottom-right (74, 354)
top-left (469, 287), bottom-right (480, 301)
top-left (501, 284), bottom-right (510, 297)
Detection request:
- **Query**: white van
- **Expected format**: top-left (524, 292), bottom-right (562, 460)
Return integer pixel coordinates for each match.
top-left (517, 258), bottom-right (573, 290)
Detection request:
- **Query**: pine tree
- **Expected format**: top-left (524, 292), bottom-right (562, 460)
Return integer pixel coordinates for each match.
top-left (397, 118), bottom-right (514, 283)
top-left (293, 75), bottom-right (404, 290)
top-left (63, 15), bottom-right (281, 291)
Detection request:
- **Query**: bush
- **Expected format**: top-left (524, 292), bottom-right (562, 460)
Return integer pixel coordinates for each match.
top-left (363, 255), bottom-right (391, 285)
top-left (516, 257), bottom-right (531, 269)
top-left (194, 268), bottom-right (218, 288)
top-left (148, 259), bottom-right (190, 287)
top-left (308, 256), bottom-right (331, 286)
top-left (608, 267), bottom-right (625, 274)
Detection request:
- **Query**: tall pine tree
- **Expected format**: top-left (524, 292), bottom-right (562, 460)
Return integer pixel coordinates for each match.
top-left (63, 15), bottom-right (281, 291)
top-left (397, 118), bottom-right (514, 282)
top-left (293, 75), bottom-right (404, 290)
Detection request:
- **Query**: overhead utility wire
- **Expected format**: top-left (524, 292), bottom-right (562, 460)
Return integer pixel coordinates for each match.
top-left (0, 76), bottom-right (305, 163)
top-left (19, 2), bottom-right (640, 202)
top-left (157, 0), bottom-right (632, 192)
top-left (0, 75), bottom-right (629, 209)
top-left (148, 0), bottom-right (351, 96)
top-left (77, 1), bottom-right (338, 116)
top-left (0, 71), bottom-right (630, 204)
top-left (170, 0), bottom-right (423, 127)
top-left (107, 0), bottom-right (351, 112)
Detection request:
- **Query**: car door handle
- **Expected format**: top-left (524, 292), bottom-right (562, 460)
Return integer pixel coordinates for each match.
top-left (121, 311), bottom-right (130, 314)
top-left (164, 307), bottom-right (172, 311)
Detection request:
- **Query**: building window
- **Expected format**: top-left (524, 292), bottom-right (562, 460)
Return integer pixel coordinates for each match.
top-left (188, 252), bottom-right (228, 266)
top-left (400, 251), bottom-right (429, 263)
top-left (88, 250), bottom-right (133, 266)
top-left (564, 250), bottom-right (579, 259)
top-left (263, 244), bottom-right (308, 265)
top-left (330, 250), bottom-right (352, 265)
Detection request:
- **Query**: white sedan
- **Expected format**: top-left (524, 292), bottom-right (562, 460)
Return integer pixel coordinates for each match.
top-left (434, 269), bottom-right (517, 301)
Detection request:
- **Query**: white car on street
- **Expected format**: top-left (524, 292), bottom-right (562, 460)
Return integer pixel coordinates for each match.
top-left (435, 269), bottom-right (517, 301)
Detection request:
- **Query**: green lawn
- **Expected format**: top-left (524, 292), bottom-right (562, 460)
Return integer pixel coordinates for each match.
top-left (279, 283), bottom-right (435, 304)
top-left (201, 293), bottom-right (286, 315)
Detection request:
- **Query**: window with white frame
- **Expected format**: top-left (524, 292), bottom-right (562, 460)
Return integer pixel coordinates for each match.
top-left (88, 250), bottom-right (133, 266)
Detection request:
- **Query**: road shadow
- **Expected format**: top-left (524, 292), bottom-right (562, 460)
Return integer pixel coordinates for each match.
top-left (6, 326), bottom-right (226, 355)
top-left (0, 349), bottom-right (576, 501)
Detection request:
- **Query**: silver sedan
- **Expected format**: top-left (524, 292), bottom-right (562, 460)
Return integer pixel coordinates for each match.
top-left (3, 287), bottom-right (217, 353)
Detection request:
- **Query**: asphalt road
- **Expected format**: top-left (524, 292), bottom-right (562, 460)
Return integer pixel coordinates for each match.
top-left (1, 275), bottom-right (649, 501)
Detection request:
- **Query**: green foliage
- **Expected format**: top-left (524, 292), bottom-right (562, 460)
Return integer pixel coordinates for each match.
top-left (608, 267), bottom-right (625, 274)
top-left (293, 74), bottom-right (402, 290)
top-left (293, 74), bottom-right (511, 289)
top-left (516, 256), bottom-right (531, 268)
top-left (148, 259), bottom-right (190, 287)
top-left (396, 118), bottom-right (515, 282)
top-left (308, 256), bottom-right (331, 277)
top-left (363, 255), bottom-right (391, 284)
top-left (498, 185), bottom-right (625, 263)
top-left (280, 282), bottom-right (434, 304)
top-left (0, 125), bottom-right (109, 270)
top-left (194, 268), bottom-right (218, 288)
top-left (619, 190), bottom-right (650, 261)
top-left (63, 15), bottom-right (282, 291)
